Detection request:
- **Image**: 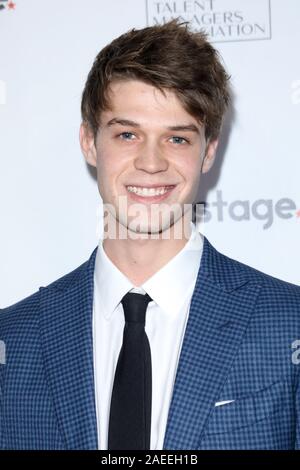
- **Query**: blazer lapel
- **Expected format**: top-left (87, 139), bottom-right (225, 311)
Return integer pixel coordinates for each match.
top-left (163, 236), bottom-right (262, 450)
top-left (39, 248), bottom-right (98, 450)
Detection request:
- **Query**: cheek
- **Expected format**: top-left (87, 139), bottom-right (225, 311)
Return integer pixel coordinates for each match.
top-left (94, 151), bottom-right (112, 196)
top-left (96, 147), bottom-right (116, 176)
top-left (96, 150), bottom-right (126, 197)
top-left (177, 154), bottom-right (202, 182)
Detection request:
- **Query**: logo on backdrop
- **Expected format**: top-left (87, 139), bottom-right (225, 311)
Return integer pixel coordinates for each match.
top-left (146, 0), bottom-right (271, 43)
top-left (193, 191), bottom-right (299, 229)
top-left (0, 0), bottom-right (16, 11)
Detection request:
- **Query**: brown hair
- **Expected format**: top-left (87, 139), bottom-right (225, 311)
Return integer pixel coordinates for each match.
top-left (81, 19), bottom-right (231, 141)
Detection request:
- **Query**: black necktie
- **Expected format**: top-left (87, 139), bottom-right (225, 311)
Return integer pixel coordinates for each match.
top-left (108, 291), bottom-right (153, 450)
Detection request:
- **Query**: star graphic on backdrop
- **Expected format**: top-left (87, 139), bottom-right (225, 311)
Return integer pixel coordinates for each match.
top-left (7, 1), bottom-right (16, 9)
top-left (296, 209), bottom-right (300, 218)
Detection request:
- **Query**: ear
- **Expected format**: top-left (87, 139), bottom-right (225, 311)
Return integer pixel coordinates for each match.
top-left (201, 138), bottom-right (219, 174)
top-left (79, 122), bottom-right (97, 168)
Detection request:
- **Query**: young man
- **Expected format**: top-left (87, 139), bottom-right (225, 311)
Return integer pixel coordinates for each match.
top-left (0, 20), bottom-right (299, 450)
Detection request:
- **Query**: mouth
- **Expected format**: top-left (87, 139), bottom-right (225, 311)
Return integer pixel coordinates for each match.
top-left (125, 184), bottom-right (177, 202)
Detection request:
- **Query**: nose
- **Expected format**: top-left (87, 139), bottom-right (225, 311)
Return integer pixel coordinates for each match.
top-left (134, 140), bottom-right (169, 173)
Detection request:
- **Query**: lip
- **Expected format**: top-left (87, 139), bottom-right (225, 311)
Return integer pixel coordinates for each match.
top-left (125, 185), bottom-right (176, 203)
top-left (126, 184), bottom-right (176, 188)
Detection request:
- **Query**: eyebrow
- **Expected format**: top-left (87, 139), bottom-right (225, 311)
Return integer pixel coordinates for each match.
top-left (105, 117), bottom-right (200, 134)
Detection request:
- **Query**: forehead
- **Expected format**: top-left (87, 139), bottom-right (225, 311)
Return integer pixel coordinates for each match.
top-left (103, 79), bottom-right (198, 124)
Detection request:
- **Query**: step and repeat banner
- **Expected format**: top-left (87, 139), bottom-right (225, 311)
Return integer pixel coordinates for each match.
top-left (0, 0), bottom-right (299, 307)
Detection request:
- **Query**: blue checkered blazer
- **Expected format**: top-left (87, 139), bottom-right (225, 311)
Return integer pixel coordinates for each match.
top-left (0, 236), bottom-right (299, 449)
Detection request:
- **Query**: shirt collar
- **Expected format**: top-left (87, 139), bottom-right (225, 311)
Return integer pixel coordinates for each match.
top-left (94, 222), bottom-right (203, 320)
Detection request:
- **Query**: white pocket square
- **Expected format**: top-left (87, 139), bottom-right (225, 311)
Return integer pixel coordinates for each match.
top-left (214, 399), bottom-right (235, 407)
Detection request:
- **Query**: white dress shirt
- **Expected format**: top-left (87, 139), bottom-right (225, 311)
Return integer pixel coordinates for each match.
top-left (92, 222), bottom-right (204, 450)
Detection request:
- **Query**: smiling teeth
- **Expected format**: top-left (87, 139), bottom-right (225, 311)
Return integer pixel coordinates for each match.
top-left (127, 186), bottom-right (170, 196)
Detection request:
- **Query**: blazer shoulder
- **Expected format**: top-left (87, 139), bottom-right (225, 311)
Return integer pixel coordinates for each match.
top-left (216, 245), bottom-right (300, 312)
top-left (40, 245), bottom-right (97, 293)
top-left (0, 289), bottom-right (41, 331)
top-left (230, 254), bottom-right (300, 295)
top-left (213, 247), bottom-right (300, 337)
top-left (205, 236), bottom-right (300, 296)
top-left (0, 246), bottom-right (98, 331)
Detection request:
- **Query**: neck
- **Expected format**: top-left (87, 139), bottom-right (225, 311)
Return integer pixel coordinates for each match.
top-left (102, 211), bottom-right (193, 286)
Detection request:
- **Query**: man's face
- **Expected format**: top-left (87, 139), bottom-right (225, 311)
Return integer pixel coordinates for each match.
top-left (80, 79), bottom-right (218, 236)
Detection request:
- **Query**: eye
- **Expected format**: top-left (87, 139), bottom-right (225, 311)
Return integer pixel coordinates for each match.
top-left (118, 132), bottom-right (136, 141)
top-left (170, 136), bottom-right (189, 145)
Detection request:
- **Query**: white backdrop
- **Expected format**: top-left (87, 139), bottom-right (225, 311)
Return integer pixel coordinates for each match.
top-left (0, 0), bottom-right (299, 308)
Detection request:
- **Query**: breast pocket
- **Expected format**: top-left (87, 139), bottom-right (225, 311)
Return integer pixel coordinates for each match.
top-left (203, 377), bottom-right (289, 436)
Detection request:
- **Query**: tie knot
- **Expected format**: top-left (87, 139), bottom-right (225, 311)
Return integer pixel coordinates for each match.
top-left (121, 292), bottom-right (152, 325)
